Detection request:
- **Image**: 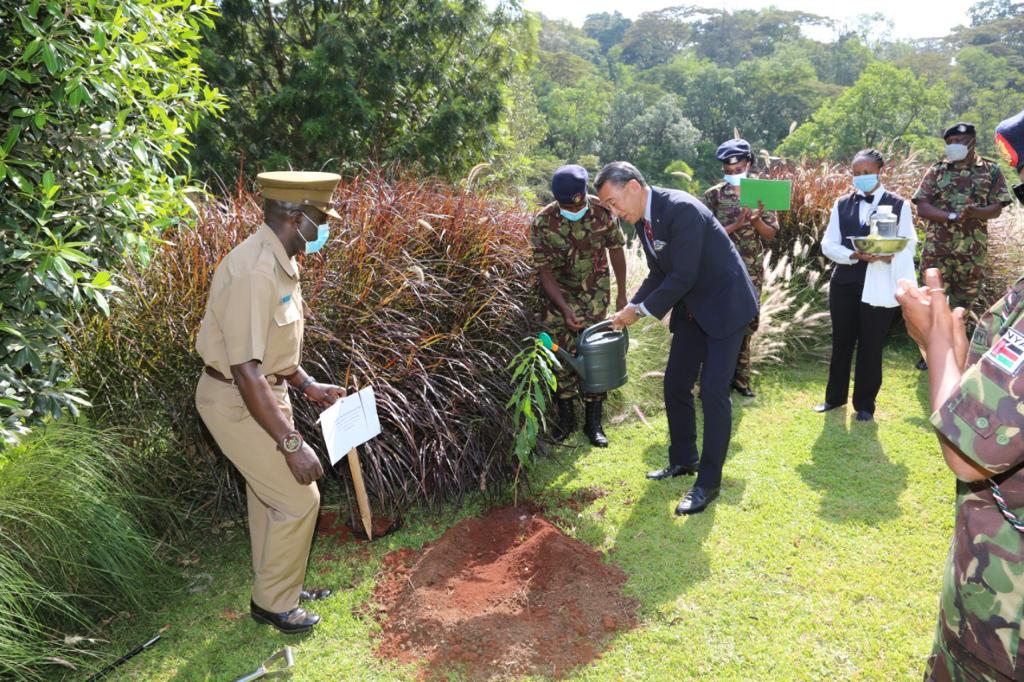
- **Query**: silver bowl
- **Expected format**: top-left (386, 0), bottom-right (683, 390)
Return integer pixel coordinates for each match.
top-left (848, 235), bottom-right (910, 255)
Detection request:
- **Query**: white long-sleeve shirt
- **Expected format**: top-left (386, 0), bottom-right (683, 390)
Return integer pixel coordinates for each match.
top-left (821, 186), bottom-right (918, 308)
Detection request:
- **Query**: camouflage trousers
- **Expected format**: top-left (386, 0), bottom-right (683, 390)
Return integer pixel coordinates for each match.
top-left (920, 250), bottom-right (986, 323)
top-left (540, 308), bottom-right (607, 402)
top-left (732, 282), bottom-right (761, 390)
top-left (924, 623), bottom-right (1016, 682)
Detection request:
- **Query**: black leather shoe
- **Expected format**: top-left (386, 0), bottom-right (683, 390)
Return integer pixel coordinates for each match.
top-left (916, 359), bottom-right (928, 371)
top-left (646, 463), bottom-right (697, 480)
top-left (675, 486), bottom-right (720, 515)
top-left (732, 383), bottom-right (756, 398)
top-left (813, 402), bottom-right (844, 413)
top-left (250, 599), bottom-right (320, 634)
top-left (583, 400), bottom-right (608, 448)
top-left (299, 587), bottom-right (332, 602)
top-left (855, 410), bottom-right (874, 422)
top-left (552, 396), bottom-right (576, 442)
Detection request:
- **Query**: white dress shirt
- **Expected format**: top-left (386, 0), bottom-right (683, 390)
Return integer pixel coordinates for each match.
top-left (821, 185), bottom-right (917, 308)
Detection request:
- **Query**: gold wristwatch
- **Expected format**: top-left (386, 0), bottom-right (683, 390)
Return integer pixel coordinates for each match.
top-left (278, 430), bottom-right (304, 455)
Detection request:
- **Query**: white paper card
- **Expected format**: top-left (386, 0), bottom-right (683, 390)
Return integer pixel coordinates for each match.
top-left (318, 386), bottom-right (381, 465)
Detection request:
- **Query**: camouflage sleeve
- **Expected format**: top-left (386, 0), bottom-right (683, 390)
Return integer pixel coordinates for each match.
top-left (604, 221), bottom-right (626, 249)
top-left (701, 187), bottom-right (717, 213)
top-left (987, 164), bottom-right (1013, 206)
top-left (762, 210), bottom-right (779, 229)
top-left (912, 166), bottom-right (939, 204)
top-left (930, 301), bottom-right (1024, 474)
top-left (530, 214), bottom-right (560, 271)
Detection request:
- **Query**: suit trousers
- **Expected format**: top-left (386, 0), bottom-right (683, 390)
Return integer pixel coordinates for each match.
top-left (824, 280), bottom-right (899, 414)
top-left (664, 314), bottom-right (746, 490)
top-left (195, 373), bottom-right (320, 613)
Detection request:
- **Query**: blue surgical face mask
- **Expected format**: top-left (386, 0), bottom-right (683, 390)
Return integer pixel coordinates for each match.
top-left (299, 214), bottom-right (330, 254)
top-left (945, 143), bottom-right (970, 162)
top-left (724, 171), bottom-right (747, 186)
top-left (559, 205), bottom-right (589, 222)
top-left (852, 174), bottom-right (879, 194)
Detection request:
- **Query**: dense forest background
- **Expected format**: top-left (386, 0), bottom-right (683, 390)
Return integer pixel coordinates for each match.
top-left (190, 0), bottom-right (1024, 197)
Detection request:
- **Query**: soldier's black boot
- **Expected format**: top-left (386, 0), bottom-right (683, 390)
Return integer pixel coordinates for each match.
top-left (583, 400), bottom-right (608, 448)
top-left (553, 396), bottom-right (576, 442)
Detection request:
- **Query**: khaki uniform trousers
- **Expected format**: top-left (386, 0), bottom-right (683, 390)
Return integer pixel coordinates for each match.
top-left (195, 372), bottom-right (319, 613)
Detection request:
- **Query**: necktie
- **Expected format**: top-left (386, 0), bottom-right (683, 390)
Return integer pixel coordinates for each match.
top-left (643, 219), bottom-right (655, 247)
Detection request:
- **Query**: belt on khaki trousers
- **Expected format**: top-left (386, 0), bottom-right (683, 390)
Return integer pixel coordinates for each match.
top-left (204, 365), bottom-right (288, 387)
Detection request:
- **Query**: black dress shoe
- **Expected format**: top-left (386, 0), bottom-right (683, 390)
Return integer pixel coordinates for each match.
top-left (916, 359), bottom-right (928, 371)
top-left (646, 463), bottom-right (697, 480)
top-left (299, 587), bottom-right (332, 602)
top-left (250, 599), bottom-right (320, 634)
top-left (813, 402), bottom-right (844, 413)
top-left (732, 383), bottom-right (756, 398)
top-left (855, 410), bottom-right (874, 422)
top-left (675, 486), bottom-right (720, 515)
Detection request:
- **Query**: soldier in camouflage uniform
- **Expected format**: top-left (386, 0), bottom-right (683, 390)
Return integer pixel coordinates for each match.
top-left (702, 138), bottom-right (778, 398)
top-left (531, 164), bottom-right (627, 447)
top-left (913, 122), bottom-right (1011, 339)
top-left (897, 267), bottom-right (1024, 682)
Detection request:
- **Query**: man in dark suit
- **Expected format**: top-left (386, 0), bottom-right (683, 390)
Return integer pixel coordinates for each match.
top-left (597, 162), bottom-right (758, 515)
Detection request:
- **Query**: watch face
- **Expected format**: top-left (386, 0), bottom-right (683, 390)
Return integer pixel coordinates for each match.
top-left (281, 432), bottom-right (302, 453)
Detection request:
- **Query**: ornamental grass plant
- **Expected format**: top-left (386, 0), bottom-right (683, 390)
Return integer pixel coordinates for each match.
top-left (70, 169), bottom-right (537, 521)
top-left (0, 423), bottom-right (171, 679)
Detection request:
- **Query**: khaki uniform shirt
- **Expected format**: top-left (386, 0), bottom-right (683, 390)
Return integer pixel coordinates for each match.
top-left (196, 223), bottom-right (304, 378)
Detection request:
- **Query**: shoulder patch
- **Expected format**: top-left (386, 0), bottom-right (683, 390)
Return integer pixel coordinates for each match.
top-left (985, 328), bottom-right (1024, 375)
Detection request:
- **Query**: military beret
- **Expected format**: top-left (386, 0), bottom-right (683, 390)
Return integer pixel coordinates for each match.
top-left (996, 109), bottom-right (1024, 172)
top-left (715, 138), bottom-right (752, 164)
top-left (942, 122), bottom-right (976, 140)
top-left (551, 164), bottom-right (588, 204)
top-left (256, 171), bottom-right (342, 219)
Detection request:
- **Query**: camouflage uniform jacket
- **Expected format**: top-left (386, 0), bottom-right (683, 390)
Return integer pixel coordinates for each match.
top-left (530, 195), bottom-right (625, 324)
top-left (929, 275), bottom-right (1024, 678)
top-left (912, 157), bottom-right (1011, 257)
top-left (702, 180), bottom-right (778, 288)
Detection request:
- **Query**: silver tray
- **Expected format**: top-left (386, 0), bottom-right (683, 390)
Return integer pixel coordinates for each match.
top-left (848, 235), bottom-right (909, 255)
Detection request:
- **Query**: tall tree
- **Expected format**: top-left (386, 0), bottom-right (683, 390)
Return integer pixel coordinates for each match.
top-left (777, 62), bottom-right (949, 160)
top-left (191, 0), bottom-right (526, 183)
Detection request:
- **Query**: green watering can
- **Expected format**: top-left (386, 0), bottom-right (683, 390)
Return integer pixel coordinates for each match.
top-left (539, 320), bottom-right (629, 394)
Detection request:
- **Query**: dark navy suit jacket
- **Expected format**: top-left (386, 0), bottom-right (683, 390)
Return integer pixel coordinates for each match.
top-left (632, 187), bottom-right (759, 339)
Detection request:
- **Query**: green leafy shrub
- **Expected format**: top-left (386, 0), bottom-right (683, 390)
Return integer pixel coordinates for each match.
top-left (71, 170), bottom-right (538, 518)
top-left (0, 423), bottom-right (173, 679)
top-left (0, 0), bottom-right (224, 445)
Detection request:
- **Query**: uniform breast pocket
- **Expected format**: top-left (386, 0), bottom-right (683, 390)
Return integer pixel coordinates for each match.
top-left (274, 300), bottom-right (301, 327)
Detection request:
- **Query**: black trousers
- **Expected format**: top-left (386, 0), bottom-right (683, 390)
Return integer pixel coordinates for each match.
top-left (664, 314), bottom-right (746, 490)
top-left (825, 280), bottom-right (899, 414)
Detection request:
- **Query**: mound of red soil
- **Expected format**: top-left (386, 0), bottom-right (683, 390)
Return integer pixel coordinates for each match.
top-left (372, 505), bottom-right (637, 680)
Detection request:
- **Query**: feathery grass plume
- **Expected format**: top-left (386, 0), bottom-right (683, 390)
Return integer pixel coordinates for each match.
top-left (980, 205), bottom-right (1024, 310)
top-left (751, 237), bottom-right (832, 366)
top-left (0, 423), bottom-right (172, 679)
top-left (70, 168), bottom-right (538, 520)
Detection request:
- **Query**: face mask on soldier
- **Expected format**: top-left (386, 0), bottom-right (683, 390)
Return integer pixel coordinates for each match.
top-left (945, 143), bottom-right (970, 162)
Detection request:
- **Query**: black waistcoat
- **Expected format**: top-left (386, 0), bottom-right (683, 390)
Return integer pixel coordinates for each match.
top-left (831, 192), bottom-right (905, 287)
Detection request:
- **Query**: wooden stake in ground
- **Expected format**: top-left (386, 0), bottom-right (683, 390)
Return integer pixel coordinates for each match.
top-left (347, 447), bottom-right (373, 540)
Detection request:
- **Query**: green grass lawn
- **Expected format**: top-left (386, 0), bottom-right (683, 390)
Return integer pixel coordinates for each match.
top-left (82, 341), bottom-right (952, 681)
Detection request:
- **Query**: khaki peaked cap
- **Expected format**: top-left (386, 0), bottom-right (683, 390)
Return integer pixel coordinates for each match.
top-left (256, 171), bottom-right (342, 219)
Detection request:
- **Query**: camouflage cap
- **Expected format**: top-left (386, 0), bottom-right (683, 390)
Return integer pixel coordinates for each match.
top-left (256, 171), bottom-right (342, 219)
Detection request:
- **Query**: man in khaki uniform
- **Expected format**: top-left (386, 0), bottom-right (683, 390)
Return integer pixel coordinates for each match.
top-left (195, 171), bottom-right (347, 634)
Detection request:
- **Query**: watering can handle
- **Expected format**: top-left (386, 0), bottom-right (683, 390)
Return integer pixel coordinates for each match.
top-left (579, 319), bottom-right (629, 348)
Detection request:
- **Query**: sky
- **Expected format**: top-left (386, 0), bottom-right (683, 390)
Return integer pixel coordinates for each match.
top-left (518, 0), bottom-right (975, 42)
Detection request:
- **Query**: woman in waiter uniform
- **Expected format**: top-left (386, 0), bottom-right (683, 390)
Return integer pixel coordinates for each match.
top-left (814, 149), bottom-right (917, 421)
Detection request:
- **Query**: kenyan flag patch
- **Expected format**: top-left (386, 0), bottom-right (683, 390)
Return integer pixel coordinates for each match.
top-left (985, 328), bottom-right (1024, 375)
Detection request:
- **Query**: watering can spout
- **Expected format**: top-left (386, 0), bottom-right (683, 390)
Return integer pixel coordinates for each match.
top-left (555, 347), bottom-right (586, 379)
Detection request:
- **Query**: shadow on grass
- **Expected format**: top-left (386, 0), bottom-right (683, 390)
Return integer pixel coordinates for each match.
top-left (797, 408), bottom-right (908, 525)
